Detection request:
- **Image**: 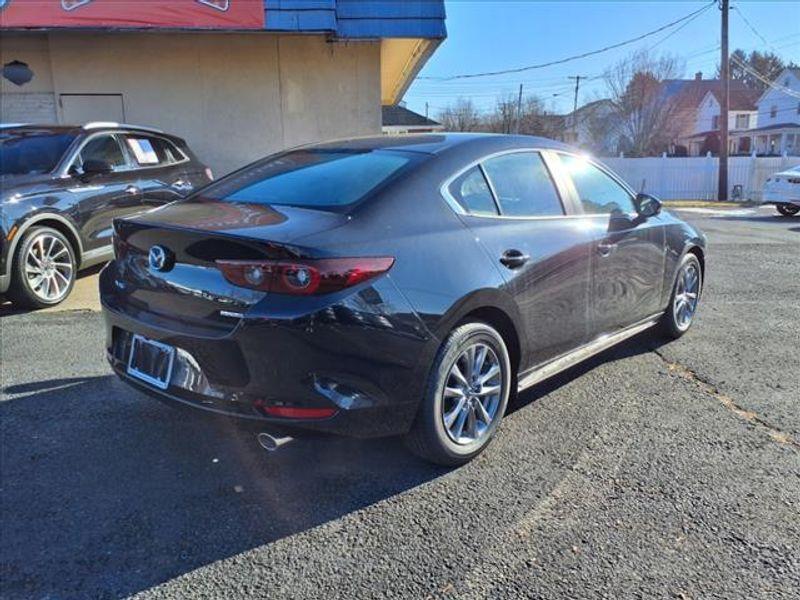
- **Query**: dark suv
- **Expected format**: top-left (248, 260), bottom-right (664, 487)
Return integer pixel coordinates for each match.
top-left (0, 123), bottom-right (212, 308)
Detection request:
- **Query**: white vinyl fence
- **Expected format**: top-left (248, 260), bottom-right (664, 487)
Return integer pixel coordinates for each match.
top-left (602, 155), bottom-right (798, 201)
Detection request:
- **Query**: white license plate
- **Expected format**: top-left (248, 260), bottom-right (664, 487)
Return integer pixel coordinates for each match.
top-left (127, 334), bottom-right (175, 390)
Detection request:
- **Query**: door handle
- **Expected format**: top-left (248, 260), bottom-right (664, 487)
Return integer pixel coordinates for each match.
top-left (172, 179), bottom-right (193, 193)
top-left (125, 185), bottom-right (140, 196)
top-left (500, 249), bottom-right (530, 269)
top-left (597, 241), bottom-right (618, 257)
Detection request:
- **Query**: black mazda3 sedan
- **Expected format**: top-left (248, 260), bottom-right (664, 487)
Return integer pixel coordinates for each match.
top-left (0, 123), bottom-right (211, 308)
top-left (101, 134), bottom-right (706, 465)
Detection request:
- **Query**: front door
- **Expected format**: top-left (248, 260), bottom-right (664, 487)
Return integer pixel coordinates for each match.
top-left (556, 153), bottom-right (666, 335)
top-left (67, 133), bottom-right (142, 251)
top-left (448, 151), bottom-right (594, 370)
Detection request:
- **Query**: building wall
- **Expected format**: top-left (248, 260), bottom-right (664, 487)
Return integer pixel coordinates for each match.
top-left (756, 70), bottom-right (800, 127)
top-left (1, 32), bottom-right (381, 175)
top-left (694, 94), bottom-right (756, 134)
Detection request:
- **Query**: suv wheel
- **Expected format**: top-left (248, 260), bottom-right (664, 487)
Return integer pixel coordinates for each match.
top-left (7, 227), bottom-right (77, 309)
top-left (776, 204), bottom-right (800, 217)
top-left (406, 321), bottom-right (511, 466)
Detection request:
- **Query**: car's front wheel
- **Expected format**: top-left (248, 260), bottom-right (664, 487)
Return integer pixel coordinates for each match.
top-left (776, 203), bottom-right (800, 217)
top-left (660, 253), bottom-right (702, 339)
top-left (406, 321), bottom-right (511, 466)
top-left (7, 226), bottom-right (77, 309)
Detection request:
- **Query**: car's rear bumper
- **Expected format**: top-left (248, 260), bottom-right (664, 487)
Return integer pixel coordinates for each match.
top-left (762, 191), bottom-right (800, 206)
top-left (100, 267), bottom-right (437, 439)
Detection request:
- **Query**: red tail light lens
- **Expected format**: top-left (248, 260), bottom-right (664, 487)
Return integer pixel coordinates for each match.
top-left (216, 257), bottom-right (394, 295)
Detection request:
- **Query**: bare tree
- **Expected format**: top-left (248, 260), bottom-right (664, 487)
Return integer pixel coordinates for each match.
top-left (437, 97), bottom-right (481, 132)
top-left (604, 50), bottom-right (683, 156)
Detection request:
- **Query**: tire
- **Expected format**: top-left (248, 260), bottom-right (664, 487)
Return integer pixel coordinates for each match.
top-left (6, 226), bottom-right (77, 309)
top-left (776, 204), bottom-right (800, 217)
top-left (405, 321), bottom-right (512, 466)
top-left (659, 253), bottom-right (702, 340)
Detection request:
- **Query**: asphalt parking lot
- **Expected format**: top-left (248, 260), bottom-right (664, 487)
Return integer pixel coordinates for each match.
top-left (1, 205), bottom-right (798, 599)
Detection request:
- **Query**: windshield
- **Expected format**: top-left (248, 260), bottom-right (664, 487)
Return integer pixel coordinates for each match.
top-left (202, 149), bottom-right (416, 210)
top-left (0, 131), bottom-right (77, 176)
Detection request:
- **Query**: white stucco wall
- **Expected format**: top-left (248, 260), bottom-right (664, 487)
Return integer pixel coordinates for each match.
top-left (756, 69), bottom-right (800, 128)
top-left (1, 32), bottom-right (381, 175)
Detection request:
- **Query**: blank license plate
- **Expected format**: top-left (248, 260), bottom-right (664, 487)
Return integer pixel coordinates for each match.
top-left (127, 334), bottom-right (175, 390)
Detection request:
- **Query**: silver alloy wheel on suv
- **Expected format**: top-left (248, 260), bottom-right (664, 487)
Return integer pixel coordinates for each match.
top-left (8, 226), bottom-right (77, 309)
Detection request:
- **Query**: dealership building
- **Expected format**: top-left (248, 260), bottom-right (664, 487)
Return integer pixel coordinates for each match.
top-left (0, 0), bottom-right (446, 174)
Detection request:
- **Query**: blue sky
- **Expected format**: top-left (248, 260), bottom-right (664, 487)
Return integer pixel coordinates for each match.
top-left (403, 1), bottom-right (800, 118)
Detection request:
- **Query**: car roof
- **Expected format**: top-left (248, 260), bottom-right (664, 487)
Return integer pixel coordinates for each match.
top-left (306, 132), bottom-right (575, 156)
top-left (0, 123), bottom-right (170, 136)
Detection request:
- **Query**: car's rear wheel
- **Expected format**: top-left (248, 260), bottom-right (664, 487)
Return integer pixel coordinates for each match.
top-left (659, 253), bottom-right (702, 339)
top-left (776, 204), bottom-right (800, 216)
top-left (406, 321), bottom-right (511, 466)
top-left (7, 227), bottom-right (77, 309)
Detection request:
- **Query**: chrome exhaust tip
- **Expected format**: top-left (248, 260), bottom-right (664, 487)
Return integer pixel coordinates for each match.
top-left (257, 432), bottom-right (294, 452)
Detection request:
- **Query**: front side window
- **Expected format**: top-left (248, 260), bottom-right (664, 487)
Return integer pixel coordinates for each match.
top-left (448, 166), bottom-right (498, 216)
top-left (0, 131), bottom-right (76, 175)
top-left (481, 152), bottom-right (564, 217)
top-left (76, 135), bottom-right (128, 173)
top-left (559, 154), bottom-right (637, 215)
top-left (204, 149), bottom-right (415, 210)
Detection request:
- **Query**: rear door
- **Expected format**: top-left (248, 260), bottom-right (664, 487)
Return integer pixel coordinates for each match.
top-left (68, 133), bottom-right (142, 252)
top-left (555, 153), bottom-right (665, 335)
top-left (447, 150), bottom-right (594, 369)
top-left (120, 134), bottom-right (197, 207)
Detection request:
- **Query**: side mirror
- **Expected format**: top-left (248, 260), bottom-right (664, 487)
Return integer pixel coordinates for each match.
top-left (80, 159), bottom-right (112, 179)
top-left (635, 193), bottom-right (661, 218)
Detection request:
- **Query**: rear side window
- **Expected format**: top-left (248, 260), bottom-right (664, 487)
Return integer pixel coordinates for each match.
top-left (206, 150), bottom-right (414, 209)
top-left (559, 154), bottom-right (637, 215)
top-left (124, 135), bottom-right (185, 167)
top-left (448, 166), bottom-right (498, 216)
top-left (481, 152), bottom-right (564, 217)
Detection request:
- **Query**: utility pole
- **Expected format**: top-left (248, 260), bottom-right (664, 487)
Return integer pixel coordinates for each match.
top-left (514, 83), bottom-right (523, 134)
top-left (568, 75), bottom-right (587, 142)
top-left (718, 0), bottom-right (730, 201)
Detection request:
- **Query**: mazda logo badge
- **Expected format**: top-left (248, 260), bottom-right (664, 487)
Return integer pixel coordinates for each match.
top-left (148, 246), bottom-right (171, 272)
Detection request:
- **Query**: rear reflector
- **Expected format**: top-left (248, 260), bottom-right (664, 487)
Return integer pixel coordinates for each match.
top-left (217, 257), bottom-right (394, 296)
top-left (258, 405), bottom-right (338, 419)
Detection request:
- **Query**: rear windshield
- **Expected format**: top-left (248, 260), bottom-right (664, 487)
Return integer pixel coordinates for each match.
top-left (203, 149), bottom-right (416, 210)
top-left (0, 131), bottom-right (77, 175)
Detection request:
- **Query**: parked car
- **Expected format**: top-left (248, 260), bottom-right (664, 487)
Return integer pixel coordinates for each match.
top-left (0, 123), bottom-right (212, 308)
top-left (100, 134), bottom-right (706, 466)
top-left (762, 165), bottom-right (800, 216)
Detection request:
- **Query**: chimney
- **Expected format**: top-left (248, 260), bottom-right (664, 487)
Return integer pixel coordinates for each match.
top-left (695, 71), bottom-right (703, 81)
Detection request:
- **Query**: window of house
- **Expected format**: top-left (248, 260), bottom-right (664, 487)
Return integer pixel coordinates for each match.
top-left (796, 101), bottom-right (800, 115)
top-left (481, 152), bottom-right (564, 217)
top-left (735, 114), bottom-right (749, 129)
top-left (770, 105), bottom-right (778, 118)
top-left (448, 166), bottom-right (498, 216)
top-left (712, 115), bottom-right (720, 130)
top-left (559, 153), bottom-right (637, 215)
top-left (75, 135), bottom-right (127, 173)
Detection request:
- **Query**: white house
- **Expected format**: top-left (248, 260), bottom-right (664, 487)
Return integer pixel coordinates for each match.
top-left (681, 85), bottom-right (759, 156)
top-left (745, 68), bottom-right (800, 155)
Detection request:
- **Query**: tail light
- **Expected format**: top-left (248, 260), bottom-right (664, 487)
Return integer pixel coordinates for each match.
top-left (216, 257), bottom-right (394, 295)
top-left (256, 403), bottom-right (338, 419)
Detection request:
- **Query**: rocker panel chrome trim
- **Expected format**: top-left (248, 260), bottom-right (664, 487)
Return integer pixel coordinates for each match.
top-left (517, 312), bottom-right (664, 392)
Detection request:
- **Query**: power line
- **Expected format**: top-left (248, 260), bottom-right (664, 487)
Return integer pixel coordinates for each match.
top-left (730, 54), bottom-right (800, 99)
top-left (732, 4), bottom-right (773, 51)
top-left (419, 1), bottom-right (716, 81)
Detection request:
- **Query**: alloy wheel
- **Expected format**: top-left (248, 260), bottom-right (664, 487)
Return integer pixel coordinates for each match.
top-left (673, 263), bottom-right (700, 331)
top-left (24, 233), bottom-right (74, 303)
top-left (441, 342), bottom-right (503, 445)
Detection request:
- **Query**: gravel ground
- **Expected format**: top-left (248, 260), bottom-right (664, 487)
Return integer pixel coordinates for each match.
top-left (1, 206), bottom-right (798, 599)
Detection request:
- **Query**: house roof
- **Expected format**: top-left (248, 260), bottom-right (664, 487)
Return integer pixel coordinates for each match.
top-left (382, 105), bottom-right (442, 128)
top-left (662, 78), bottom-right (758, 111)
top-left (755, 67), bottom-right (800, 105)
